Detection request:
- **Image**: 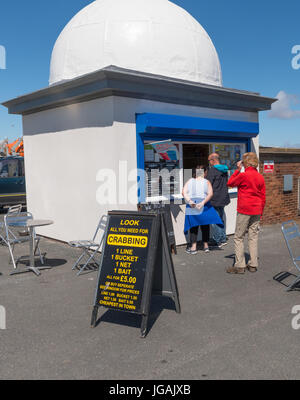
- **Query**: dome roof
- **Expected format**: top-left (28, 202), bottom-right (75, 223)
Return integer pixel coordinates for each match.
top-left (49, 0), bottom-right (222, 86)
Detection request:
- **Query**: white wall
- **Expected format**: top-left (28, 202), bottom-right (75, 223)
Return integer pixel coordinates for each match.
top-left (22, 95), bottom-right (259, 244)
top-left (22, 97), bottom-right (137, 243)
top-left (113, 96), bottom-right (258, 124)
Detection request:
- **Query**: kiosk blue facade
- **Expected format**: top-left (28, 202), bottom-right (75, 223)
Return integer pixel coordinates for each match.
top-left (136, 112), bottom-right (259, 203)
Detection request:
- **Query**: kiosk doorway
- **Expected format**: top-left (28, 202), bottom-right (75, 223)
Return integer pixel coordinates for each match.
top-left (182, 143), bottom-right (210, 183)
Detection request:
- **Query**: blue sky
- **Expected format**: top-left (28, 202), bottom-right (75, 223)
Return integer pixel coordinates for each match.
top-left (0, 0), bottom-right (299, 146)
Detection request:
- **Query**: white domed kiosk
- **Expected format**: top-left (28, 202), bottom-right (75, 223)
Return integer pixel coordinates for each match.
top-left (50, 0), bottom-right (222, 87)
top-left (3, 0), bottom-right (275, 244)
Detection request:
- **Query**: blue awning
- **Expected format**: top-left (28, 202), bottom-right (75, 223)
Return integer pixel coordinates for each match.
top-left (136, 113), bottom-right (259, 139)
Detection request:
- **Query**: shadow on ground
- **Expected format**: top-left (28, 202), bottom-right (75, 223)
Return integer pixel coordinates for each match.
top-left (17, 257), bottom-right (67, 269)
top-left (273, 271), bottom-right (300, 291)
top-left (95, 296), bottom-right (177, 335)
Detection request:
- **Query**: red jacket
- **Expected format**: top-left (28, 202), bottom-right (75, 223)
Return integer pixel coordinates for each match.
top-left (227, 167), bottom-right (266, 216)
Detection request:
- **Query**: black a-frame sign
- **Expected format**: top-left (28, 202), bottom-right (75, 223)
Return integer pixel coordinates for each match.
top-left (91, 210), bottom-right (181, 338)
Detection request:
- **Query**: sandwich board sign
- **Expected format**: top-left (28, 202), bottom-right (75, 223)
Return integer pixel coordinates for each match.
top-left (91, 210), bottom-right (181, 338)
top-left (138, 202), bottom-right (177, 254)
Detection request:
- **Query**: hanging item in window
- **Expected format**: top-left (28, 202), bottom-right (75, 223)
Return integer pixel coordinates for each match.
top-left (144, 141), bottom-right (180, 200)
top-left (150, 140), bottom-right (180, 162)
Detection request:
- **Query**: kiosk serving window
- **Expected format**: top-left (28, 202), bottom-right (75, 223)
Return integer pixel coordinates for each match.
top-left (144, 143), bottom-right (181, 200)
top-left (211, 143), bottom-right (245, 177)
top-left (144, 141), bottom-right (246, 202)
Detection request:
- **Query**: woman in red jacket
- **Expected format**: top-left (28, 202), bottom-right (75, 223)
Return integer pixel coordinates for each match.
top-left (226, 152), bottom-right (266, 274)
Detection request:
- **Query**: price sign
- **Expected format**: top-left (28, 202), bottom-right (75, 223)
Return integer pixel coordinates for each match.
top-left (91, 211), bottom-right (181, 338)
top-left (95, 214), bottom-right (154, 314)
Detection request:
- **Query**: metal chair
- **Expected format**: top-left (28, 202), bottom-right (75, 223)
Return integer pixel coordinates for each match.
top-left (69, 215), bottom-right (108, 276)
top-left (281, 221), bottom-right (300, 291)
top-left (4, 211), bottom-right (44, 271)
top-left (0, 204), bottom-right (23, 245)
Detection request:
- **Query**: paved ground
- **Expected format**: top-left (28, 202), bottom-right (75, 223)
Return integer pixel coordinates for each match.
top-left (0, 222), bottom-right (300, 380)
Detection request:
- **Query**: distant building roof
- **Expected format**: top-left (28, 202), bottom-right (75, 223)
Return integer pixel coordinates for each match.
top-left (260, 146), bottom-right (300, 155)
top-left (260, 146), bottom-right (300, 163)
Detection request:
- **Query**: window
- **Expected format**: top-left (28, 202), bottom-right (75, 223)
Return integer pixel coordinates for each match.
top-left (211, 143), bottom-right (246, 178)
top-left (144, 143), bottom-right (181, 200)
top-left (18, 159), bottom-right (25, 177)
top-left (0, 159), bottom-right (19, 178)
top-left (143, 141), bottom-right (246, 202)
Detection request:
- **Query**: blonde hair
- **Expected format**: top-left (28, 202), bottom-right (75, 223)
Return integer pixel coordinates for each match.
top-left (243, 152), bottom-right (259, 168)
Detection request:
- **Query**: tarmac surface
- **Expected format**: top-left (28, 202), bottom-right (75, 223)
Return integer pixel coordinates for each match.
top-left (0, 222), bottom-right (300, 380)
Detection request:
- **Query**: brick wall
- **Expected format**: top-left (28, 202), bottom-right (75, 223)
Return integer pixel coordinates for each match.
top-left (259, 154), bottom-right (300, 225)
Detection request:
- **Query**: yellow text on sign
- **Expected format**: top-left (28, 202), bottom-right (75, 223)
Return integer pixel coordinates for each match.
top-left (120, 220), bottom-right (140, 226)
top-left (107, 234), bottom-right (148, 248)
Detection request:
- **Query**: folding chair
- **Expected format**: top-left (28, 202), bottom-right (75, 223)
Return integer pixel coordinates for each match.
top-left (281, 221), bottom-right (300, 291)
top-left (0, 204), bottom-right (23, 246)
top-left (4, 211), bottom-right (44, 271)
top-left (69, 215), bottom-right (108, 276)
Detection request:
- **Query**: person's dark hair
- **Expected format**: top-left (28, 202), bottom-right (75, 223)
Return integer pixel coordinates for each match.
top-left (192, 165), bottom-right (208, 178)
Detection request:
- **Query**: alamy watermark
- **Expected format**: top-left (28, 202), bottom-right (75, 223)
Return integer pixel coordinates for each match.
top-left (292, 45), bottom-right (300, 70)
top-left (291, 306), bottom-right (300, 330)
top-left (0, 45), bottom-right (6, 70)
top-left (95, 161), bottom-right (194, 206)
top-left (0, 305), bottom-right (6, 330)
